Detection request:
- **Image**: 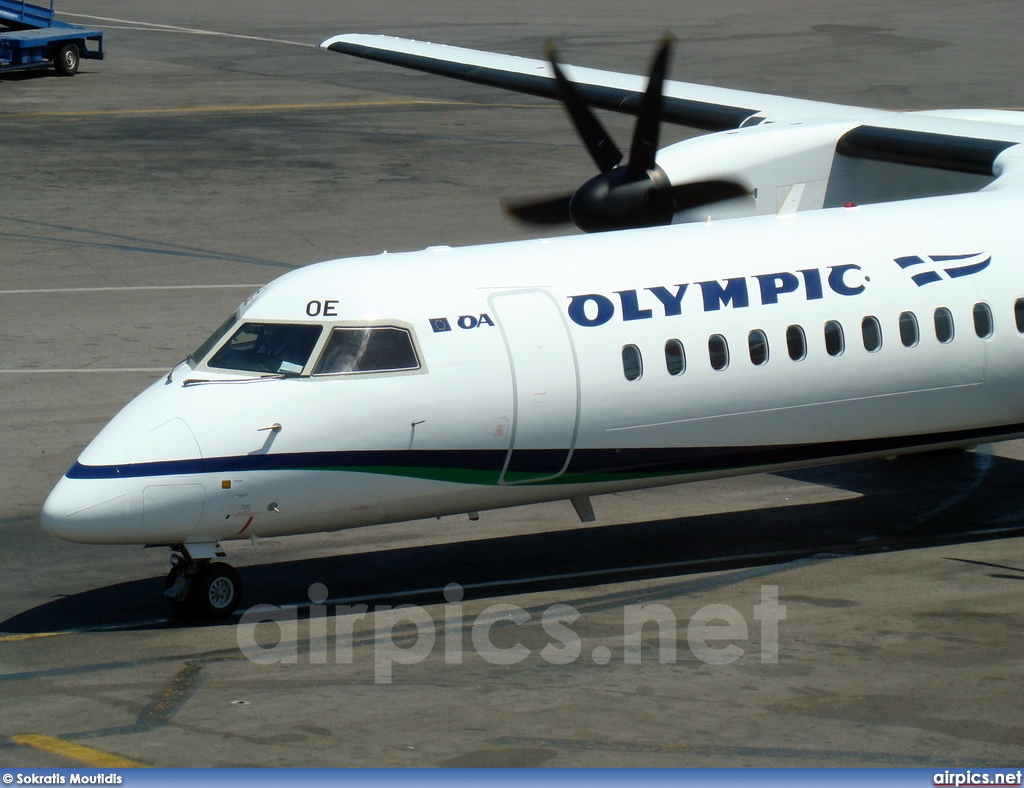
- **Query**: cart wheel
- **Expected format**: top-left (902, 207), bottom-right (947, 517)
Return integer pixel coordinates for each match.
top-left (54, 43), bottom-right (80, 77)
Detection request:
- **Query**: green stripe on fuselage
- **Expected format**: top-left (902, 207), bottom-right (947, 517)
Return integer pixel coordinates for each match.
top-left (300, 464), bottom-right (697, 486)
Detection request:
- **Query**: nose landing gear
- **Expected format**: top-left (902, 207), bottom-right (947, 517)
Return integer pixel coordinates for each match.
top-left (164, 543), bottom-right (243, 620)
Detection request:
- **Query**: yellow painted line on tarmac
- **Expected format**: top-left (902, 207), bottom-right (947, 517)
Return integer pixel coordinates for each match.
top-left (0, 99), bottom-right (551, 120)
top-left (0, 632), bottom-right (67, 643)
top-left (11, 734), bottom-right (146, 768)
top-left (2, 99), bottom-right (1017, 121)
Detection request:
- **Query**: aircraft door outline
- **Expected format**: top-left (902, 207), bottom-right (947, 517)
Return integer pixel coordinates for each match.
top-left (489, 289), bottom-right (582, 485)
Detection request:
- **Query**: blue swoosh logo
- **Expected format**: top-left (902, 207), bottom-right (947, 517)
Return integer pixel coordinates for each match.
top-left (894, 253), bottom-right (991, 286)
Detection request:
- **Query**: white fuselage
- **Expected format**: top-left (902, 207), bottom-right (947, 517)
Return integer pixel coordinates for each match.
top-left (41, 186), bottom-right (1024, 545)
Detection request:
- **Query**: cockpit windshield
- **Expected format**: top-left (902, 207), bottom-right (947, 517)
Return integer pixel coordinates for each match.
top-left (189, 313), bottom-right (237, 368)
top-left (207, 322), bottom-right (323, 375)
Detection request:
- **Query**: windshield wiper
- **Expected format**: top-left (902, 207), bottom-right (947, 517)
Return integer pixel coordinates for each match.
top-left (182, 373), bottom-right (290, 387)
top-left (166, 357), bottom-right (189, 383)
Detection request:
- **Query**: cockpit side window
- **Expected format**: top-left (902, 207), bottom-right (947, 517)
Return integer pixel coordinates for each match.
top-left (207, 322), bottom-right (323, 375)
top-left (313, 326), bottom-right (419, 375)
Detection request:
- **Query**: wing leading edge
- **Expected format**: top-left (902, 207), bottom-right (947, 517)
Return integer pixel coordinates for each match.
top-left (320, 33), bottom-right (842, 131)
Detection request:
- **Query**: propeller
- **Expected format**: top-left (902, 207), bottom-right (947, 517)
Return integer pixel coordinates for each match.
top-left (504, 36), bottom-right (748, 233)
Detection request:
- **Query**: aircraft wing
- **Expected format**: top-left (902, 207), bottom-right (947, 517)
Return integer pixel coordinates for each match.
top-left (320, 33), bottom-right (859, 131)
top-left (321, 34), bottom-right (1024, 193)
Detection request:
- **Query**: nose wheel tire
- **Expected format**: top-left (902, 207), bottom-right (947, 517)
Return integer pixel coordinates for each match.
top-left (165, 561), bottom-right (242, 620)
top-left (194, 562), bottom-right (242, 618)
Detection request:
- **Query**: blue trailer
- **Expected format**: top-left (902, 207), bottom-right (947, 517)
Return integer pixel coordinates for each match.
top-left (0, 0), bottom-right (103, 76)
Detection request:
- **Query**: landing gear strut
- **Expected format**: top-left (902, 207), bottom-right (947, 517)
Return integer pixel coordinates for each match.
top-left (164, 543), bottom-right (242, 620)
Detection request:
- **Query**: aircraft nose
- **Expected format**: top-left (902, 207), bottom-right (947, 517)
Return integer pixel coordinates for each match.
top-left (42, 413), bottom-right (205, 544)
top-left (41, 473), bottom-right (131, 544)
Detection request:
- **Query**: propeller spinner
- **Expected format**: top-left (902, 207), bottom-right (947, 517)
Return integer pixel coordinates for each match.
top-left (505, 37), bottom-right (747, 233)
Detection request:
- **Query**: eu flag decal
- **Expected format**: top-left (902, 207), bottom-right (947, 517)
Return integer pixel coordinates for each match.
top-left (430, 317), bottom-right (452, 333)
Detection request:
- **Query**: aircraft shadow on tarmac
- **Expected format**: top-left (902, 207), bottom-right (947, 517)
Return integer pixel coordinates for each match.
top-left (4, 452), bottom-right (1024, 634)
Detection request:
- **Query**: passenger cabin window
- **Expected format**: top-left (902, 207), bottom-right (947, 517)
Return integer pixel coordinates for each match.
top-left (664, 339), bottom-right (685, 376)
top-left (314, 326), bottom-right (419, 375)
top-left (824, 321), bottom-right (845, 357)
top-left (208, 322), bottom-right (323, 375)
top-left (861, 316), bottom-right (882, 352)
top-left (748, 329), bottom-right (769, 366)
top-left (1015, 298), bottom-right (1024, 333)
top-left (622, 345), bottom-right (643, 381)
top-left (786, 325), bottom-right (807, 361)
top-left (934, 307), bottom-right (955, 344)
top-left (708, 334), bottom-right (729, 371)
top-left (973, 302), bottom-right (994, 338)
top-left (899, 311), bottom-right (920, 348)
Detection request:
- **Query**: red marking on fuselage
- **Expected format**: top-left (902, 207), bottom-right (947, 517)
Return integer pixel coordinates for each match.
top-left (237, 515), bottom-right (255, 535)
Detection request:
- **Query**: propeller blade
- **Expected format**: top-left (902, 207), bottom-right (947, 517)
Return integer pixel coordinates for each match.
top-left (627, 34), bottom-right (674, 178)
top-left (505, 38), bottom-right (705, 234)
top-left (502, 193), bottom-right (574, 225)
top-left (546, 42), bottom-right (623, 173)
top-left (658, 179), bottom-right (751, 213)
